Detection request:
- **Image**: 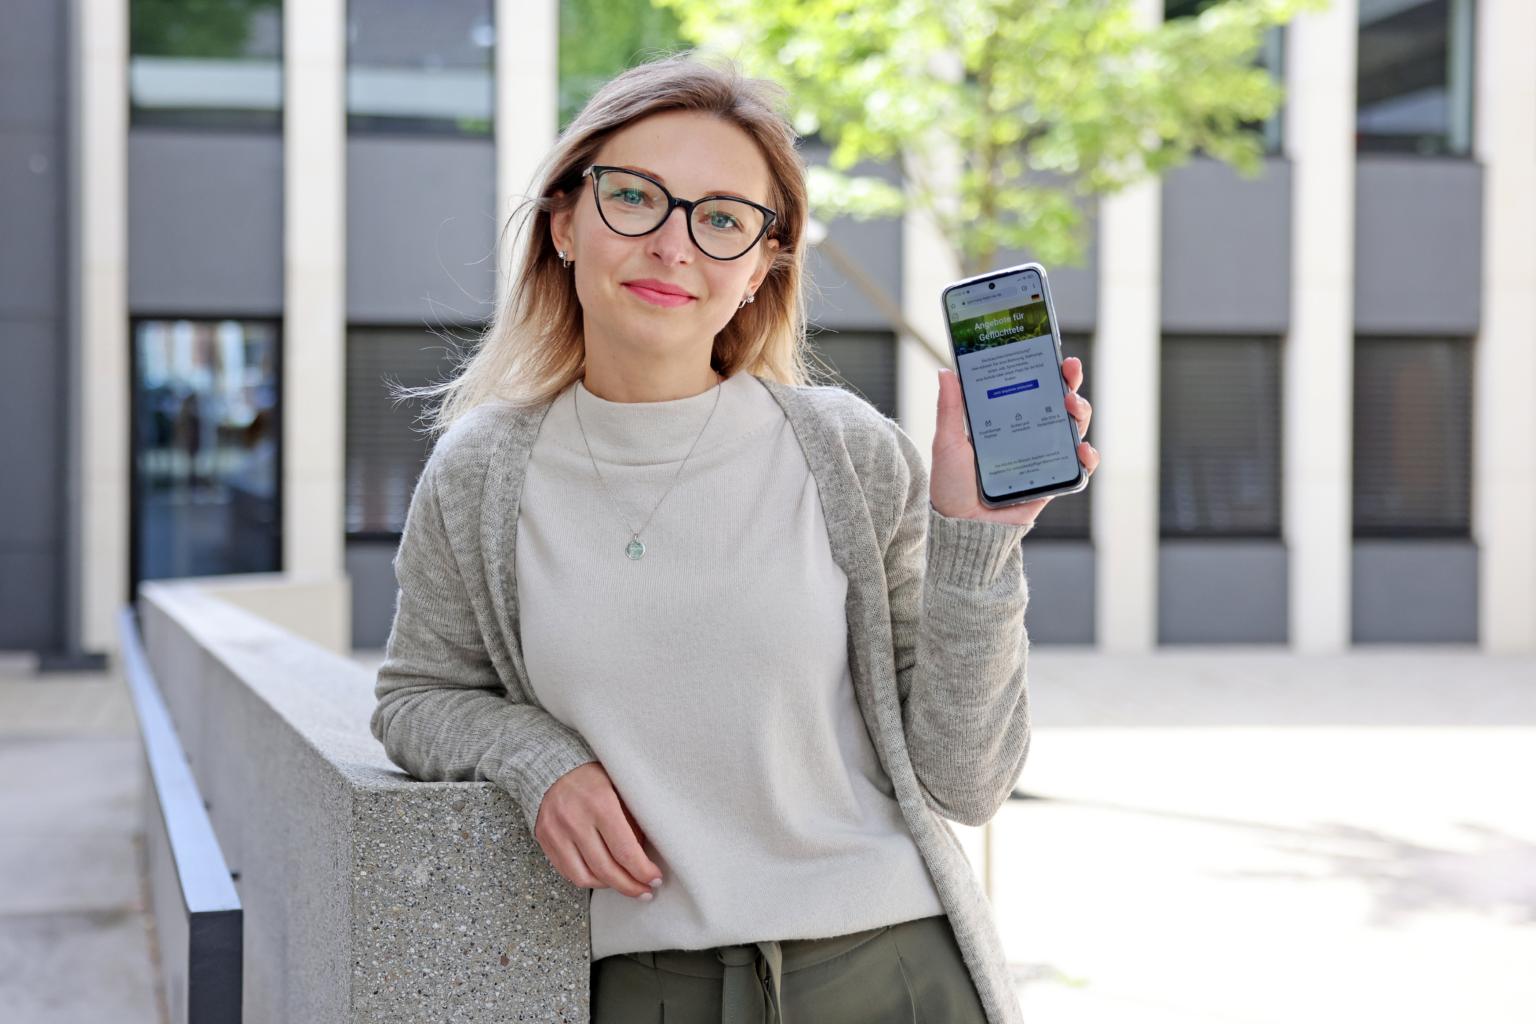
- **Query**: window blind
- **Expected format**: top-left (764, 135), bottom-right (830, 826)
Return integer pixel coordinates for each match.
top-left (808, 329), bottom-right (898, 419)
top-left (1353, 336), bottom-right (1471, 536)
top-left (1160, 335), bottom-right (1282, 537)
top-left (345, 328), bottom-right (463, 536)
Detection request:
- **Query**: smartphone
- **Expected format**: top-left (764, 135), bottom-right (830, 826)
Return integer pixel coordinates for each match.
top-left (939, 262), bottom-right (1089, 509)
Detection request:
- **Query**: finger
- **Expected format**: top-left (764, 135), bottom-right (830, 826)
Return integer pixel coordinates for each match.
top-left (603, 805), bottom-right (664, 890)
top-left (1078, 440), bottom-right (1100, 476)
top-left (935, 368), bottom-right (969, 451)
top-left (1062, 356), bottom-right (1084, 394)
top-left (620, 800), bottom-right (649, 849)
top-left (582, 821), bottom-right (655, 899)
top-left (547, 831), bottom-right (599, 889)
top-left (1068, 391), bottom-right (1091, 439)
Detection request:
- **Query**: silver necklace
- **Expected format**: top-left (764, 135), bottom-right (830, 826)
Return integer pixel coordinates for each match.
top-left (572, 373), bottom-right (724, 560)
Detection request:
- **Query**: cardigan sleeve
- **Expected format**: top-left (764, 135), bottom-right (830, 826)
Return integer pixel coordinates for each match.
top-left (883, 421), bottom-right (1035, 827)
top-left (370, 456), bottom-right (599, 838)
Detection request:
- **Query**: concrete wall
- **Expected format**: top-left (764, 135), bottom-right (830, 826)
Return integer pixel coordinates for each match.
top-left (1159, 540), bottom-right (1289, 645)
top-left (1354, 157), bottom-right (1482, 335)
top-left (345, 134), bottom-right (497, 324)
top-left (140, 581), bottom-right (592, 1022)
top-left (1352, 540), bottom-right (1479, 643)
top-left (1162, 158), bottom-right (1292, 335)
top-left (127, 131), bottom-right (284, 316)
top-left (1020, 543), bottom-right (1096, 645)
top-left (802, 138), bottom-right (905, 330)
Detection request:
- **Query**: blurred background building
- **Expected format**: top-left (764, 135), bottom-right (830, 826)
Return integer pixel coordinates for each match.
top-left (2, 0), bottom-right (1531, 665)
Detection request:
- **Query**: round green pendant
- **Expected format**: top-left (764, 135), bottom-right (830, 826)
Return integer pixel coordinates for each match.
top-left (625, 538), bottom-right (646, 560)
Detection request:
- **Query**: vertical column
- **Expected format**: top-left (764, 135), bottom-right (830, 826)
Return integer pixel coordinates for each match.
top-left (1093, 0), bottom-right (1163, 653)
top-left (496, 0), bottom-right (560, 286)
top-left (1474, 0), bottom-right (1536, 653)
top-left (283, 0), bottom-right (347, 579)
top-left (75, 0), bottom-right (129, 653)
top-left (1283, 0), bottom-right (1356, 652)
top-left (898, 52), bottom-right (963, 463)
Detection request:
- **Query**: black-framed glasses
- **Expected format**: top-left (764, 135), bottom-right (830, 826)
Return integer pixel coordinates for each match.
top-left (581, 164), bottom-right (778, 262)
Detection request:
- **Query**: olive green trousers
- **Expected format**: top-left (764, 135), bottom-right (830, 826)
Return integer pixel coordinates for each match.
top-left (590, 913), bottom-right (988, 1023)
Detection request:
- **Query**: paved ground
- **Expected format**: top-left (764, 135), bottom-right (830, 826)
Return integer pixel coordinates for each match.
top-left (2, 646), bottom-right (1532, 1023)
top-left (974, 647), bottom-right (1536, 1023)
top-left (0, 656), bottom-right (164, 1024)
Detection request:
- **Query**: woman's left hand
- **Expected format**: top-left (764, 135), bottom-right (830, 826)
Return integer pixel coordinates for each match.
top-left (930, 356), bottom-right (1099, 526)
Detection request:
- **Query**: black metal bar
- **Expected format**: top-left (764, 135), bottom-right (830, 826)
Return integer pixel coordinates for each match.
top-left (118, 606), bottom-right (243, 1023)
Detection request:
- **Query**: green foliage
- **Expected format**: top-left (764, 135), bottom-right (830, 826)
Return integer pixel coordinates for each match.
top-left (558, 0), bottom-right (691, 132)
top-left (130, 0), bottom-right (281, 59)
top-left (651, 0), bottom-right (1323, 275)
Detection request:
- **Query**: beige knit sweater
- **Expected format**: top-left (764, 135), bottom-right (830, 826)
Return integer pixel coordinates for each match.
top-left (371, 372), bottom-right (1035, 1023)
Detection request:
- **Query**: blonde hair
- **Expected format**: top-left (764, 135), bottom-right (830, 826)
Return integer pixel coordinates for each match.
top-left (407, 50), bottom-right (832, 435)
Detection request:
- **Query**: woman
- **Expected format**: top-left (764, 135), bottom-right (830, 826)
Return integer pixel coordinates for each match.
top-left (371, 52), bottom-right (1098, 1024)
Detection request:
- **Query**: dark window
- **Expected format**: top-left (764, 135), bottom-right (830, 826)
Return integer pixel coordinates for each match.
top-left (1353, 337), bottom-right (1471, 536)
top-left (1024, 333), bottom-right (1093, 541)
top-left (806, 329), bottom-right (898, 420)
top-left (1357, 0), bottom-right (1475, 155)
top-left (346, 0), bottom-right (494, 136)
top-left (130, 0), bottom-right (283, 130)
top-left (345, 327), bottom-right (463, 537)
top-left (130, 318), bottom-right (282, 592)
top-left (1160, 336), bottom-right (1282, 537)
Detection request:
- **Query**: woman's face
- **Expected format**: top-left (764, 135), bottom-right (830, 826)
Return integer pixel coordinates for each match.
top-left (551, 109), bottom-right (780, 364)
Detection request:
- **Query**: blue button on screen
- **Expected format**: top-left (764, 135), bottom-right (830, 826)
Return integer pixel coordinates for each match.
top-left (986, 379), bottom-right (1039, 399)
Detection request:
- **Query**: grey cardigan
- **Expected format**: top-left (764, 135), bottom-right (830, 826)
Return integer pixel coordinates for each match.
top-left (371, 373), bottom-right (1034, 1024)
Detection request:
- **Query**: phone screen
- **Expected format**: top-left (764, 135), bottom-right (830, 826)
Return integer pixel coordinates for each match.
top-left (943, 267), bottom-right (1080, 502)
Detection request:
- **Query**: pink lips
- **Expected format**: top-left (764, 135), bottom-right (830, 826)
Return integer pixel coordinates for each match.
top-left (623, 281), bottom-right (695, 308)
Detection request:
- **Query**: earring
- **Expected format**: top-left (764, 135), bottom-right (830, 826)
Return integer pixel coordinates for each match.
top-left (558, 249), bottom-right (572, 268)
top-left (738, 292), bottom-right (755, 309)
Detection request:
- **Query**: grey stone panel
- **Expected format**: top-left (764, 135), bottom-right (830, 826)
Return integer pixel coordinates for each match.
top-left (0, 131), bottom-right (61, 317)
top-left (0, 319), bottom-right (64, 546)
top-left (139, 583), bottom-right (592, 1023)
top-left (801, 140), bottom-right (904, 331)
top-left (1352, 539), bottom-right (1478, 643)
top-left (0, 0), bottom-right (60, 131)
top-left (1354, 157), bottom-right (1482, 335)
top-left (1020, 542), bottom-right (1096, 644)
top-left (0, 551), bottom-right (59, 649)
top-left (346, 135), bottom-right (497, 326)
top-left (1158, 539), bottom-right (1289, 644)
top-left (0, 120), bottom-right (66, 651)
top-left (128, 130), bottom-right (284, 316)
top-left (1161, 157), bottom-right (1291, 334)
top-left (345, 539), bottom-right (401, 649)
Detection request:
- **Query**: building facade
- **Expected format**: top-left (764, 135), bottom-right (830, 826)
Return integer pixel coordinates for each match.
top-left (3, 0), bottom-right (1531, 663)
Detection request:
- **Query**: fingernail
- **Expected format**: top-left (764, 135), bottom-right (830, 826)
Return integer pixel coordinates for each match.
top-left (638, 891), bottom-right (654, 902)
top-left (649, 878), bottom-right (663, 888)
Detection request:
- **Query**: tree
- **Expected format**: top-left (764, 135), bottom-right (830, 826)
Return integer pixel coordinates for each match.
top-left (559, 0), bottom-right (691, 131)
top-left (652, 0), bottom-right (1322, 279)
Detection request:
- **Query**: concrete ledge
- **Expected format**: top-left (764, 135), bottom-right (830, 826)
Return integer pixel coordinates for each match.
top-left (193, 572), bottom-right (352, 656)
top-left (137, 581), bottom-right (591, 1023)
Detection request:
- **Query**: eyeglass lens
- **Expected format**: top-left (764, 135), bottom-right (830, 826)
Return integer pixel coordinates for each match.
top-left (593, 169), bottom-right (766, 260)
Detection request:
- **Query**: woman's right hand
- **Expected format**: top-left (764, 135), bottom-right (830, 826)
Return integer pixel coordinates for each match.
top-left (534, 761), bottom-right (664, 900)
